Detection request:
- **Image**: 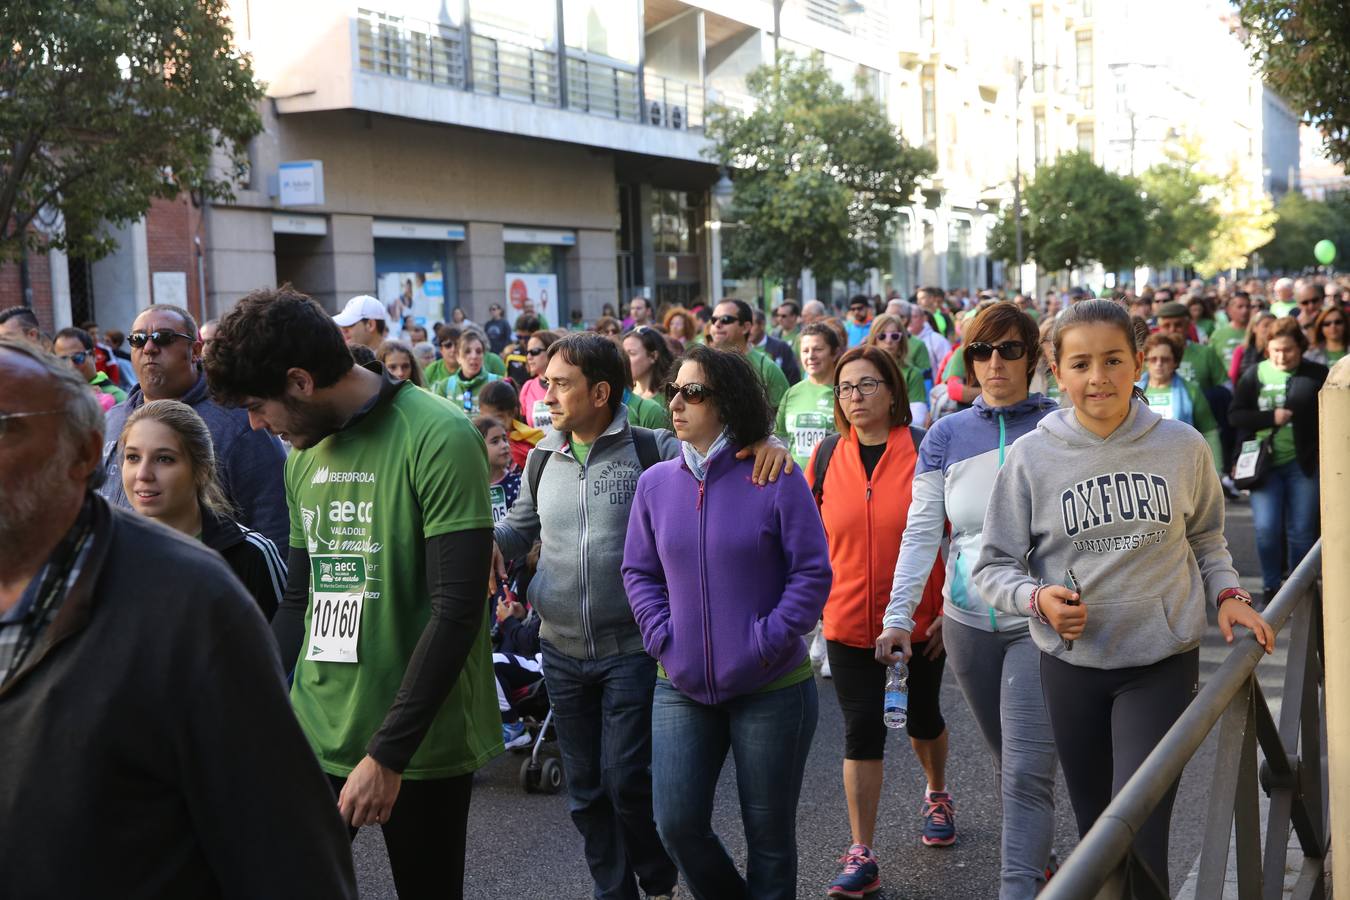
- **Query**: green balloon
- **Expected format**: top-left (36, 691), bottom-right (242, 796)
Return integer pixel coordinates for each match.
top-left (1314, 239), bottom-right (1336, 265)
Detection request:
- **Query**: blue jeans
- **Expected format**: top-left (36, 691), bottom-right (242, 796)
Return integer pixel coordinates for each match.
top-left (540, 642), bottom-right (677, 900)
top-left (1248, 459), bottom-right (1320, 594)
top-left (651, 677), bottom-right (818, 900)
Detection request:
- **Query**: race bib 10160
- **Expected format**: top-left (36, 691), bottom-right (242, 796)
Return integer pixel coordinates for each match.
top-left (306, 554), bottom-right (367, 664)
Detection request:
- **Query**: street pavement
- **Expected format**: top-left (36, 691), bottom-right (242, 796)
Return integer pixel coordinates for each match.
top-left (352, 501), bottom-right (1282, 899)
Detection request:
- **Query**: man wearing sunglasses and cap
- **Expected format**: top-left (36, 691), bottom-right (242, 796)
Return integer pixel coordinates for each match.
top-left (98, 304), bottom-right (289, 550)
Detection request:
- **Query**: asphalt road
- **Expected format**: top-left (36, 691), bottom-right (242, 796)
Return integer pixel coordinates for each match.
top-left (352, 502), bottom-right (1279, 900)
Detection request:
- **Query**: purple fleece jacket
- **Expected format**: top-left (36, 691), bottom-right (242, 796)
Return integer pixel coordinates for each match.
top-left (622, 446), bottom-right (833, 705)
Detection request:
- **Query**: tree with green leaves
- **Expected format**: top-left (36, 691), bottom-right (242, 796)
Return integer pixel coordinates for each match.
top-left (989, 151), bottom-right (1149, 274)
top-left (1139, 138), bottom-right (1220, 270)
top-left (705, 54), bottom-right (935, 289)
top-left (1237, 0), bottom-right (1350, 167)
top-left (0, 1), bottom-right (264, 263)
top-left (1257, 191), bottom-right (1350, 272)
top-left (1196, 161), bottom-right (1275, 278)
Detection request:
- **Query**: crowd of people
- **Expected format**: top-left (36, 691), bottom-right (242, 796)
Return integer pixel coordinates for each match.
top-left (0, 268), bottom-right (1338, 899)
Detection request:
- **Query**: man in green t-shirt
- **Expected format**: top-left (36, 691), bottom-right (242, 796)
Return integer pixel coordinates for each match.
top-left (1157, 300), bottom-right (1236, 491)
top-left (773, 300), bottom-right (803, 355)
top-left (708, 298), bottom-right (789, 414)
top-left (1209, 291), bottom-right (1253, 376)
top-left (205, 287), bottom-right (498, 900)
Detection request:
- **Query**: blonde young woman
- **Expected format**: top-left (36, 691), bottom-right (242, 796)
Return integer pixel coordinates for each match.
top-left (866, 314), bottom-right (928, 424)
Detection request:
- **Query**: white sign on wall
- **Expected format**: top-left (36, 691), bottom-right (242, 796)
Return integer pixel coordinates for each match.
top-left (152, 271), bottom-right (188, 305)
top-left (279, 160), bottom-right (325, 206)
top-left (506, 272), bottom-right (558, 320)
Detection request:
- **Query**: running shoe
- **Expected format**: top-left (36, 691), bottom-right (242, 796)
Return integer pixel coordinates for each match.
top-left (827, 844), bottom-right (880, 898)
top-left (502, 721), bottom-right (531, 750)
top-left (920, 791), bottom-right (957, 846)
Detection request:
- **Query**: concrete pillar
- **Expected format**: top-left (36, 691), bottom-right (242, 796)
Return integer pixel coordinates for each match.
top-left (204, 206), bottom-right (276, 316)
top-left (47, 246), bottom-right (72, 330)
top-left (567, 228), bottom-right (619, 322)
top-left (456, 222), bottom-right (505, 324)
top-left (90, 218), bottom-right (151, 329)
top-left (1322, 355), bottom-right (1350, 896)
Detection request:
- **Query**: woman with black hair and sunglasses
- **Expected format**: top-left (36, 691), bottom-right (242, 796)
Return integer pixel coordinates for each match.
top-left (623, 345), bottom-right (831, 900)
top-left (878, 302), bottom-right (1060, 899)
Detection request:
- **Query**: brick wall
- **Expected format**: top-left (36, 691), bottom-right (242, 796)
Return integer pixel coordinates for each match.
top-left (0, 250), bottom-right (54, 333)
top-left (146, 195), bottom-right (207, 309)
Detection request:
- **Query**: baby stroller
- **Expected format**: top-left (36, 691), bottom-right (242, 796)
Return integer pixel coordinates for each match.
top-left (508, 676), bottom-right (564, 794)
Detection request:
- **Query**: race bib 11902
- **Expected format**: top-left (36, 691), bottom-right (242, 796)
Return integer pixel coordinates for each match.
top-left (306, 554), bottom-right (367, 664)
top-left (792, 412), bottom-right (830, 459)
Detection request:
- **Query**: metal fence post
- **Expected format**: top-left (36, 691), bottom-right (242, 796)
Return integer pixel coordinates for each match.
top-left (1321, 355), bottom-right (1350, 895)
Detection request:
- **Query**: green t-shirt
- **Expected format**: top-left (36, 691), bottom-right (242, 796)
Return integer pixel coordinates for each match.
top-left (570, 437), bottom-right (590, 466)
top-left (940, 350), bottom-right (965, 382)
top-left (1208, 325), bottom-right (1247, 374)
top-left (748, 346), bottom-right (790, 413)
top-left (285, 380), bottom-right (500, 779)
top-left (485, 352), bottom-right (506, 376)
top-left (901, 364), bottom-right (926, 403)
top-left (1178, 341), bottom-right (1226, 392)
top-left (1255, 360), bottom-right (1298, 466)
top-left (775, 380), bottom-right (836, 469)
top-left (1195, 318), bottom-right (1216, 339)
top-left (624, 391), bottom-right (672, 430)
top-left (424, 358), bottom-right (452, 389)
top-left (437, 370), bottom-right (501, 415)
top-left (908, 337), bottom-right (931, 376)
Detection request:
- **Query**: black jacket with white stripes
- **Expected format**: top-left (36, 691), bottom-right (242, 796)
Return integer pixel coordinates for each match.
top-left (201, 509), bottom-right (286, 620)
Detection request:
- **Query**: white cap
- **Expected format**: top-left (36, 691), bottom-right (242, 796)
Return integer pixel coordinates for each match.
top-left (333, 295), bottom-right (388, 327)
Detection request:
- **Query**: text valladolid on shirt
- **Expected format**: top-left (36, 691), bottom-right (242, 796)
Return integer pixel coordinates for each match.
top-left (285, 381), bottom-right (499, 779)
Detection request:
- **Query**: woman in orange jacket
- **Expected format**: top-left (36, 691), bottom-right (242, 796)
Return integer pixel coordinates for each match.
top-left (807, 344), bottom-right (948, 899)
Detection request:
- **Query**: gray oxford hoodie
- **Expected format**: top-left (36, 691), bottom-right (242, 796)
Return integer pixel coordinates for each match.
top-left (973, 399), bottom-right (1240, 669)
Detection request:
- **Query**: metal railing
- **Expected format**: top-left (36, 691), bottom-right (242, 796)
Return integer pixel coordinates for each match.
top-left (354, 8), bottom-right (710, 133)
top-left (357, 9), bottom-right (465, 88)
top-left (1043, 542), bottom-right (1329, 899)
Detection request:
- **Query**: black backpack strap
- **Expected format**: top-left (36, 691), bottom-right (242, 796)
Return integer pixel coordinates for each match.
top-left (631, 426), bottom-right (661, 472)
top-left (811, 432), bottom-right (843, 507)
top-left (908, 424), bottom-right (926, 453)
top-left (526, 448), bottom-right (550, 501)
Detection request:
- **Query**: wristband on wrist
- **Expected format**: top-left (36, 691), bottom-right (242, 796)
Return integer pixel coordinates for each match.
top-left (1028, 585), bottom-right (1050, 625)
top-left (1217, 587), bottom-right (1252, 607)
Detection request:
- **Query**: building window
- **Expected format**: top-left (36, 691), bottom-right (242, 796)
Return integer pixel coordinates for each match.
top-left (650, 189), bottom-right (700, 255)
top-left (1034, 110), bottom-right (1047, 165)
top-left (921, 66), bottom-right (937, 151)
top-left (1077, 122), bottom-right (1094, 156)
top-left (919, 0), bottom-right (935, 46)
top-left (1076, 32), bottom-right (1093, 109)
top-left (1031, 7), bottom-right (1044, 92)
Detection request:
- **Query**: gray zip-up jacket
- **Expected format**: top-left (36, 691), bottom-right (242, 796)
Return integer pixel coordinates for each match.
top-left (972, 399), bottom-right (1240, 670)
top-left (495, 406), bottom-right (679, 660)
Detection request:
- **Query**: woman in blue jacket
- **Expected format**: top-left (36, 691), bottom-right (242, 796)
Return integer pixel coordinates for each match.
top-left (623, 344), bottom-right (832, 900)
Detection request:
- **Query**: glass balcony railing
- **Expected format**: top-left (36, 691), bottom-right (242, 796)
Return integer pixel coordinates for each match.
top-left (355, 8), bottom-right (708, 134)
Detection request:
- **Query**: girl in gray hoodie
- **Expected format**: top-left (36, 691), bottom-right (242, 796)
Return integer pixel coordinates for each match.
top-left (973, 299), bottom-right (1273, 888)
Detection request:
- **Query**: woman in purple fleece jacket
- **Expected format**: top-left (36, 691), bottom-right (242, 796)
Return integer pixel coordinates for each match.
top-left (623, 344), bottom-right (833, 900)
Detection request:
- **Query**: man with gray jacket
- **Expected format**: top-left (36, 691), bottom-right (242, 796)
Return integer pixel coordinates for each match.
top-left (493, 334), bottom-right (791, 900)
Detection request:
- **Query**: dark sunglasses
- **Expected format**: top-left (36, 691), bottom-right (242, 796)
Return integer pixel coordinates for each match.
top-left (526, 347), bottom-right (547, 357)
top-left (664, 382), bottom-right (714, 404)
top-left (710, 314), bottom-right (743, 327)
top-left (876, 331), bottom-right (905, 342)
top-left (439, 340), bottom-right (456, 348)
top-left (967, 341), bottom-right (1027, 361)
top-left (60, 351), bottom-right (90, 366)
top-left (129, 329), bottom-right (195, 349)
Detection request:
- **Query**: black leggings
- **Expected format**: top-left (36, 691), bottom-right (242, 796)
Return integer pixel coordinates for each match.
top-left (1040, 649), bottom-right (1199, 888)
top-left (827, 639), bottom-right (947, 759)
top-left (327, 772), bottom-right (473, 900)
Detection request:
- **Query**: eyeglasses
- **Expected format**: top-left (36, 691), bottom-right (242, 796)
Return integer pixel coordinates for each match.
top-left (602, 327), bottom-right (621, 336)
top-left (664, 382), bottom-right (714, 404)
top-left (876, 331), bottom-right (905, 342)
top-left (834, 377), bottom-right (883, 399)
top-left (59, 351), bottom-right (89, 366)
top-left (0, 409), bottom-right (63, 439)
top-left (128, 329), bottom-right (195, 349)
top-left (710, 315), bottom-right (743, 327)
top-left (526, 347), bottom-right (547, 357)
top-left (439, 340), bottom-right (456, 348)
top-left (967, 341), bottom-right (1027, 361)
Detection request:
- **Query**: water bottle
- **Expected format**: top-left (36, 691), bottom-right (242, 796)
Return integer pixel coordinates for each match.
top-left (883, 661), bottom-right (909, 729)
top-left (462, 389), bottom-right (473, 414)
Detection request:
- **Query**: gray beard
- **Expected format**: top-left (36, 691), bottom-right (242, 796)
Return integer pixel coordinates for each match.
top-left (0, 444), bottom-right (77, 568)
